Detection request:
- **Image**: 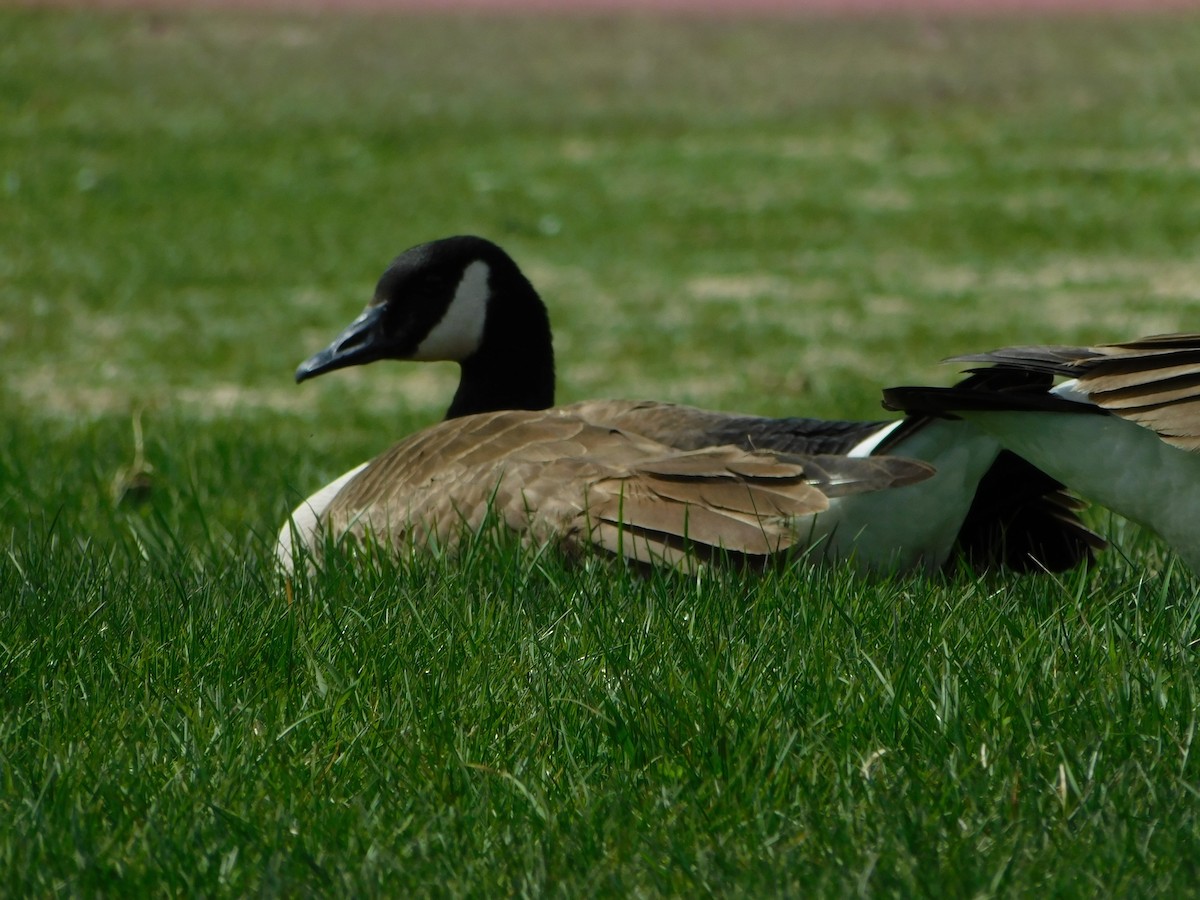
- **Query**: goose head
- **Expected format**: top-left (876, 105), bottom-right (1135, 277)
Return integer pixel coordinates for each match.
top-left (296, 236), bottom-right (556, 419)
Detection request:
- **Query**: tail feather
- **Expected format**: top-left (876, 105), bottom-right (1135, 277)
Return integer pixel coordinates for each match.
top-left (882, 382), bottom-right (1096, 417)
top-left (952, 450), bottom-right (1105, 574)
top-left (883, 370), bottom-right (1106, 573)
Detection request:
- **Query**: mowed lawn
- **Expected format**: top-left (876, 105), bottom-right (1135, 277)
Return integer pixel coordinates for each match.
top-left (4, 7), bottom-right (1200, 894)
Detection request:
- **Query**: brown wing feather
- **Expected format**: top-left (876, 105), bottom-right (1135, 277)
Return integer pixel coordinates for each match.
top-left (315, 408), bottom-right (932, 570)
top-left (1100, 333), bottom-right (1200, 352)
top-left (1077, 338), bottom-right (1200, 447)
top-left (560, 398), bottom-right (894, 456)
top-left (1088, 373), bottom-right (1200, 409)
top-left (589, 521), bottom-right (708, 570)
top-left (647, 477), bottom-right (827, 519)
top-left (586, 489), bottom-right (789, 557)
top-left (950, 334), bottom-right (1200, 451)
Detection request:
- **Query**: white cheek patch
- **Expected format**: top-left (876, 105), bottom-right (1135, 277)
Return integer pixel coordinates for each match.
top-left (412, 260), bottom-right (490, 361)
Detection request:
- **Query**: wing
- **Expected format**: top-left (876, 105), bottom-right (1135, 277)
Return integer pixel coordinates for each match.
top-left (560, 398), bottom-right (891, 455)
top-left (319, 408), bottom-right (933, 571)
top-left (896, 333), bottom-right (1200, 450)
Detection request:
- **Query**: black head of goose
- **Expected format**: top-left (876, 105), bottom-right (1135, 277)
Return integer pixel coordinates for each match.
top-left (279, 236), bottom-right (1103, 575)
top-left (296, 235), bottom-right (555, 419)
top-left (885, 334), bottom-right (1200, 572)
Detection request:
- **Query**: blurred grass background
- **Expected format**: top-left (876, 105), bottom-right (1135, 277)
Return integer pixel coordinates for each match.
top-left (3, 7), bottom-right (1200, 893)
top-left (5, 8), bottom-right (1200, 546)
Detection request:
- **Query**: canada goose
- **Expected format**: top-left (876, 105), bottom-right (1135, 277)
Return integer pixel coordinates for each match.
top-left (885, 334), bottom-right (1200, 572)
top-left (278, 236), bottom-right (1101, 574)
top-left (279, 405), bottom-right (937, 573)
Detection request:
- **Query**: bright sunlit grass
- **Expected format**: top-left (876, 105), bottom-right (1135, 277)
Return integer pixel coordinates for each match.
top-left (3, 6), bottom-right (1200, 894)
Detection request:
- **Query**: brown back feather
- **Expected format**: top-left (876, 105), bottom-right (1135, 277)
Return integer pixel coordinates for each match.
top-left (319, 407), bottom-right (932, 570)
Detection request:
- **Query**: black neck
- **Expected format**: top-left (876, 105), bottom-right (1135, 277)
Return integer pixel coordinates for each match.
top-left (444, 271), bottom-right (556, 419)
top-left (446, 350), bottom-right (555, 418)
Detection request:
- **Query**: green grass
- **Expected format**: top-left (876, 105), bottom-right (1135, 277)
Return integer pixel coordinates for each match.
top-left (4, 6), bottom-right (1200, 894)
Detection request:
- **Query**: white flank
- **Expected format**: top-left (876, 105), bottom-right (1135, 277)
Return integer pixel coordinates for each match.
top-left (413, 260), bottom-right (491, 361)
top-left (276, 462), bottom-right (370, 574)
top-left (960, 410), bottom-right (1200, 572)
top-left (814, 420), bottom-right (1000, 572)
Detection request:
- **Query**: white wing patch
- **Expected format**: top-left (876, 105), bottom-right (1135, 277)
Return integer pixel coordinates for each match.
top-left (848, 421), bottom-right (903, 457)
top-left (413, 260), bottom-right (490, 361)
top-left (1050, 378), bottom-right (1093, 405)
